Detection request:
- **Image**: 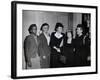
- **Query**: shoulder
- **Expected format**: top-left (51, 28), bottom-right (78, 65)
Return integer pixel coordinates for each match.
top-left (51, 32), bottom-right (56, 35)
top-left (39, 33), bottom-right (44, 36)
top-left (38, 33), bottom-right (45, 43)
top-left (51, 32), bottom-right (56, 36)
top-left (61, 33), bottom-right (65, 37)
top-left (38, 33), bottom-right (44, 39)
top-left (24, 35), bottom-right (32, 46)
top-left (25, 35), bottom-right (32, 41)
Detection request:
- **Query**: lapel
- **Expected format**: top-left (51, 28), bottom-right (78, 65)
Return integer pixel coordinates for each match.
top-left (30, 34), bottom-right (38, 46)
top-left (41, 33), bottom-right (48, 44)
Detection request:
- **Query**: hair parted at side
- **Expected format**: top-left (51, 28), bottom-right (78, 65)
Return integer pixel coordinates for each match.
top-left (55, 22), bottom-right (64, 31)
top-left (77, 24), bottom-right (84, 30)
top-left (40, 23), bottom-right (49, 31)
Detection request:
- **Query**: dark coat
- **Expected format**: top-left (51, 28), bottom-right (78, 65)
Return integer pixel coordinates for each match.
top-left (24, 34), bottom-right (39, 63)
top-left (74, 35), bottom-right (87, 66)
top-left (49, 32), bottom-right (65, 68)
top-left (38, 33), bottom-right (51, 68)
top-left (62, 36), bottom-right (75, 67)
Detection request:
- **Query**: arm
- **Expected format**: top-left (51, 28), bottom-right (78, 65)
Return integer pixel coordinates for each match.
top-left (49, 33), bottom-right (54, 48)
top-left (49, 33), bottom-right (59, 52)
top-left (38, 35), bottom-right (46, 59)
top-left (24, 36), bottom-right (32, 67)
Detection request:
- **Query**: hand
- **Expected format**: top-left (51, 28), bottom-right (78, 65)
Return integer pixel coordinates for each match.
top-left (53, 46), bottom-right (61, 53)
top-left (87, 56), bottom-right (91, 61)
top-left (27, 60), bottom-right (32, 67)
top-left (57, 48), bottom-right (61, 52)
top-left (43, 56), bottom-right (46, 59)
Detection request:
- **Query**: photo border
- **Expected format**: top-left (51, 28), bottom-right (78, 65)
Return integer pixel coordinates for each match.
top-left (11, 1), bottom-right (98, 79)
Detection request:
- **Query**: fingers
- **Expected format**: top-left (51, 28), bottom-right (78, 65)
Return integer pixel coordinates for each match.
top-left (27, 61), bottom-right (32, 67)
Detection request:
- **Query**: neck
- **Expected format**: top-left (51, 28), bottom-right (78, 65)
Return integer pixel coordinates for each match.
top-left (31, 33), bottom-right (36, 36)
top-left (78, 33), bottom-right (82, 37)
top-left (43, 32), bottom-right (47, 34)
top-left (56, 31), bottom-right (61, 34)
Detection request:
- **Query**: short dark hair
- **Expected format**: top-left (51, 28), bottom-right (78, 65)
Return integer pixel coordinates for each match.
top-left (28, 24), bottom-right (37, 34)
top-left (77, 24), bottom-right (84, 31)
top-left (40, 23), bottom-right (49, 31)
top-left (55, 22), bottom-right (64, 31)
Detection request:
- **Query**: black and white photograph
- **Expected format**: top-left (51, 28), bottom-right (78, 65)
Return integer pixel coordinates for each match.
top-left (11, 1), bottom-right (97, 79)
top-left (23, 11), bottom-right (91, 69)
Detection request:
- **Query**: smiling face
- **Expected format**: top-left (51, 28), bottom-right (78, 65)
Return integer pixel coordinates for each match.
top-left (76, 27), bottom-right (83, 36)
top-left (42, 25), bottom-right (49, 33)
top-left (31, 26), bottom-right (37, 35)
top-left (57, 26), bottom-right (63, 33)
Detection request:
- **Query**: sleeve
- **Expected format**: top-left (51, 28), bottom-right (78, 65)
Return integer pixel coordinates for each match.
top-left (38, 35), bottom-right (43, 56)
top-left (61, 35), bottom-right (66, 55)
top-left (24, 36), bottom-right (31, 62)
top-left (49, 32), bottom-right (55, 48)
top-left (72, 38), bottom-right (76, 53)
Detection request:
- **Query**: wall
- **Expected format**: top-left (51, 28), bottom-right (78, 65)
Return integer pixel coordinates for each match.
top-left (22, 11), bottom-right (82, 39)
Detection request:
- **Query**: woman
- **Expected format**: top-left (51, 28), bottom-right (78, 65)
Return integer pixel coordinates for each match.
top-left (74, 24), bottom-right (86, 66)
top-left (49, 22), bottom-right (65, 68)
top-left (83, 28), bottom-right (91, 66)
top-left (24, 24), bottom-right (40, 69)
top-left (61, 31), bottom-right (75, 67)
top-left (38, 23), bottom-right (51, 68)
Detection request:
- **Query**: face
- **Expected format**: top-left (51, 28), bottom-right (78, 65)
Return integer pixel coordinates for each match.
top-left (31, 26), bottom-right (37, 34)
top-left (76, 27), bottom-right (83, 35)
top-left (57, 26), bottom-right (63, 33)
top-left (42, 25), bottom-right (49, 33)
top-left (67, 32), bottom-right (72, 38)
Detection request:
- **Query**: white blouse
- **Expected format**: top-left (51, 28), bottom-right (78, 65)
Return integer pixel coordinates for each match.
top-left (54, 32), bottom-right (63, 39)
top-left (44, 33), bottom-right (50, 45)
